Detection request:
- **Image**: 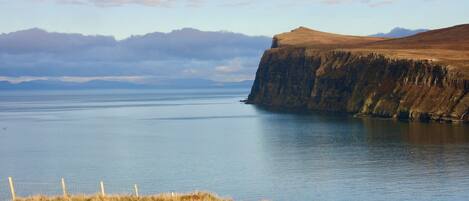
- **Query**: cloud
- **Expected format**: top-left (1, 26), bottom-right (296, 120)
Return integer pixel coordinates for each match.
top-left (320, 0), bottom-right (398, 7)
top-left (215, 58), bottom-right (243, 74)
top-left (181, 68), bottom-right (201, 77)
top-left (0, 76), bottom-right (49, 84)
top-left (30, 0), bottom-right (202, 7)
top-left (218, 1), bottom-right (252, 7)
top-left (212, 57), bottom-right (259, 82)
top-left (27, 0), bottom-right (400, 7)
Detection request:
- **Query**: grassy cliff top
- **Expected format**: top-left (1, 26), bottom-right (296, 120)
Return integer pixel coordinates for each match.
top-left (271, 24), bottom-right (469, 74)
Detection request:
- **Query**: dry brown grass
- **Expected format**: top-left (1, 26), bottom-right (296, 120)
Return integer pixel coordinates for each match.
top-left (15, 192), bottom-right (231, 201)
top-left (272, 24), bottom-right (469, 77)
top-left (345, 48), bottom-right (469, 69)
top-left (274, 27), bottom-right (385, 48)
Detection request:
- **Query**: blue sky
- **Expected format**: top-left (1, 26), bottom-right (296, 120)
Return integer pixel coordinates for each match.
top-left (1, 0), bottom-right (468, 39)
top-left (0, 0), bottom-right (468, 85)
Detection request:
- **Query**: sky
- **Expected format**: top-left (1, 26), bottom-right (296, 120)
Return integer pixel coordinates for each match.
top-left (0, 0), bottom-right (468, 85)
top-left (1, 0), bottom-right (468, 39)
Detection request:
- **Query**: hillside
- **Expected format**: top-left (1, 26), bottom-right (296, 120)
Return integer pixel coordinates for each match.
top-left (271, 25), bottom-right (469, 72)
top-left (248, 24), bottom-right (469, 122)
top-left (273, 24), bottom-right (469, 50)
top-left (272, 27), bottom-right (386, 48)
top-left (365, 24), bottom-right (469, 50)
top-left (0, 28), bottom-right (270, 85)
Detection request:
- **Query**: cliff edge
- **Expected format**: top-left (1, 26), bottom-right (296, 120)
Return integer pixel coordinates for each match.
top-left (248, 25), bottom-right (469, 122)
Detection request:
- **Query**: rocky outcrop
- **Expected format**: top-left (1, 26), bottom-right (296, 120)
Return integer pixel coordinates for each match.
top-left (247, 48), bottom-right (469, 122)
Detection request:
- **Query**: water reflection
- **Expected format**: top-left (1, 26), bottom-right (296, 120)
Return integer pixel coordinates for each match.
top-left (1, 89), bottom-right (468, 201)
top-left (253, 106), bottom-right (469, 201)
top-left (253, 105), bottom-right (469, 145)
top-left (360, 117), bottom-right (469, 144)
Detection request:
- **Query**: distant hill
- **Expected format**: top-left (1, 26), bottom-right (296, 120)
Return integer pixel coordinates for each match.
top-left (0, 79), bottom-right (254, 90)
top-left (274, 24), bottom-right (469, 52)
top-left (272, 27), bottom-right (385, 48)
top-left (369, 27), bottom-right (429, 38)
top-left (0, 28), bottom-right (271, 84)
top-left (365, 24), bottom-right (469, 50)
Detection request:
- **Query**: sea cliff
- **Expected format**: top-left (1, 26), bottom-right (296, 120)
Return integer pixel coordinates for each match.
top-left (247, 26), bottom-right (469, 122)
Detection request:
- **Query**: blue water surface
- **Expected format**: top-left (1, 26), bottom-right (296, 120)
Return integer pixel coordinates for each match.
top-left (0, 89), bottom-right (468, 201)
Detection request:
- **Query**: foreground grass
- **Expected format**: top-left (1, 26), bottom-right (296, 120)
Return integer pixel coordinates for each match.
top-left (15, 192), bottom-right (231, 201)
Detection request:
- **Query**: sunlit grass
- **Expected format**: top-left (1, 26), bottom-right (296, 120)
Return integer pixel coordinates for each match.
top-left (15, 192), bottom-right (231, 201)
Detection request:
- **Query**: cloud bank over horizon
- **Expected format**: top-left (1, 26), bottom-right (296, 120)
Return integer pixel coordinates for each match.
top-left (0, 27), bottom-right (271, 84)
top-left (29, 0), bottom-right (400, 7)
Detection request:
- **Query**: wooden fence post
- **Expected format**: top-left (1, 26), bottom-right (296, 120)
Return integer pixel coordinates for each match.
top-left (8, 177), bottom-right (16, 201)
top-left (61, 178), bottom-right (68, 197)
top-left (134, 184), bottom-right (139, 197)
top-left (100, 181), bottom-right (105, 196)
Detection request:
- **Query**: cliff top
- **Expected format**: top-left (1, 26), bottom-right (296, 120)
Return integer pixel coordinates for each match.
top-left (272, 24), bottom-right (469, 71)
top-left (272, 27), bottom-right (385, 48)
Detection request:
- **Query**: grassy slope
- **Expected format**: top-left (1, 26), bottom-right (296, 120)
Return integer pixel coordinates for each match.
top-left (272, 24), bottom-right (469, 77)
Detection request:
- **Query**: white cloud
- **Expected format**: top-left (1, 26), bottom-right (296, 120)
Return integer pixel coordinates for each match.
top-left (59, 75), bottom-right (148, 83)
top-left (182, 68), bottom-right (198, 75)
top-left (28, 0), bottom-right (400, 7)
top-left (210, 57), bottom-right (257, 82)
top-left (0, 76), bottom-right (49, 84)
top-left (320, 0), bottom-right (398, 7)
top-left (31, 0), bottom-right (201, 7)
top-left (264, 0), bottom-right (399, 7)
top-left (215, 58), bottom-right (243, 74)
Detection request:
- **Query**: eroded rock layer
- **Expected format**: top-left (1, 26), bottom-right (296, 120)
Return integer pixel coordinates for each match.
top-left (248, 48), bottom-right (469, 122)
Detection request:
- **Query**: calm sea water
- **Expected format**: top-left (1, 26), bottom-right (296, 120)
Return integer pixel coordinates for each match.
top-left (0, 89), bottom-right (469, 201)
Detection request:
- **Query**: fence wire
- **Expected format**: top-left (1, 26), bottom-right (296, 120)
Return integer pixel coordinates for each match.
top-left (0, 178), bottom-right (142, 201)
top-left (0, 180), bottom-right (9, 201)
top-left (12, 182), bottom-right (61, 197)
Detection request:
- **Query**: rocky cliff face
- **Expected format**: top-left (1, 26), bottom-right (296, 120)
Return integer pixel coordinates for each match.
top-left (247, 48), bottom-right (469, 122)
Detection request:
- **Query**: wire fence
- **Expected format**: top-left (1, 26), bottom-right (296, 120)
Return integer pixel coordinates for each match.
top-left (0, 181), bottom-right (9, 201)
top-left (0, 177), bottom-right (142, 201)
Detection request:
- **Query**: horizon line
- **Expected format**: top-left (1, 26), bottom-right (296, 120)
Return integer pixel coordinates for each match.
top-left (0, 25), bottom-right (437, 40)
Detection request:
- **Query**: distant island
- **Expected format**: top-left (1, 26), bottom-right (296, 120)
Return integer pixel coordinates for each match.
top-left (0, 27), bottom-right (428, 90)
top-left (0, 79), bottom-right (253, 90)
top-left (247, 24), bottom-right (469, 123)
top-left (0, 28), bottom-right (271, 89)
top-left (369, 27), bottom-right (429, 38)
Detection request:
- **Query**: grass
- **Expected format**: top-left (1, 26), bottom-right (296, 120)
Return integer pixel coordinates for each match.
top-left (273, 24), bottom-right (469, 78)
top-left (14, 192), bottom-right (231, 201)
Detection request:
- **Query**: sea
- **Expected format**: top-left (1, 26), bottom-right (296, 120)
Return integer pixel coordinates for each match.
top-left (0, 88), bottom-right (468, 201)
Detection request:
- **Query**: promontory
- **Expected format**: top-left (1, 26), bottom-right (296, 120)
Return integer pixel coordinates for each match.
top-left (247, 24), bottom-right (469, 122)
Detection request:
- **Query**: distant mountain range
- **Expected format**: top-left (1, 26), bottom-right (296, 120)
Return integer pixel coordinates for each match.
top-left (370, 27), bottom-right (429, 38)
top-left (0, 28), bottom-right (271, 86)
top-left (0, 79), bottom-right (254, 90)
top-left (0, 26), bottom-right (429, 90)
